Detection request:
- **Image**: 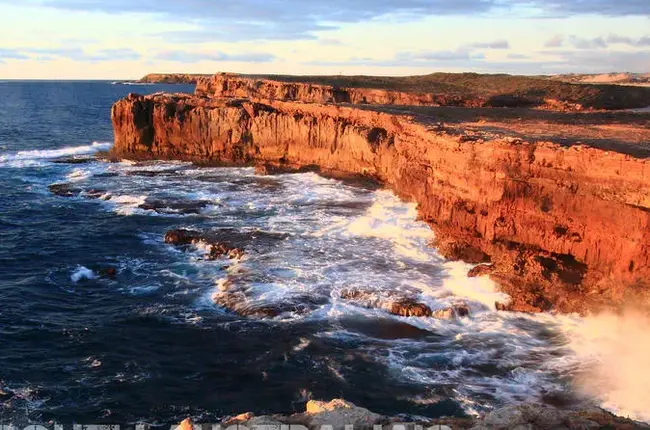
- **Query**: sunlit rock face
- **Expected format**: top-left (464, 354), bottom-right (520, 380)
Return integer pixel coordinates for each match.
top-left (111, 90), bottom-right (650, 314)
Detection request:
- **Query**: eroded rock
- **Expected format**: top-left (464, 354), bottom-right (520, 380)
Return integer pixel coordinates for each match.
top-left (306, 399), bottom-right (384, 430)
top-left (340, 289), bottom-right (432, 318)
top-left (164, 229), bottom-right (245, 260)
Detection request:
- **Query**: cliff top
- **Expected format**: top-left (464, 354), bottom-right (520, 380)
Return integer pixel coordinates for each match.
top-left (226, 72), bottom-right (650, 110)
top-left (138, 73), bottom-right (211, 84)
top-left (132, 91), bottom-right (650, 158)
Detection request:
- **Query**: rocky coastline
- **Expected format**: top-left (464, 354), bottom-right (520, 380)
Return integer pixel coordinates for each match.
top-left (176, 398), bottom-right (647, 429)
top-left (110, 74), bottom-right (650, 315)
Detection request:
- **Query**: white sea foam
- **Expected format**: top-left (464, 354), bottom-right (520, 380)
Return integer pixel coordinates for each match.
top-left (107, 194), bottom-right (148, 216)
top-left (0, 141), bottom-right (112, 165)
top-left (48, 162), bottom-right (650, 421)
top-left (439, 261), bottom-right (511, 310)
top-left (71, 266), bottom-right (97, 282)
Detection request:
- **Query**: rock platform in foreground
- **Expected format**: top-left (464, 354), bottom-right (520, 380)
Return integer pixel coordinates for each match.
top-left (179, 398), bottom-right (647, 429)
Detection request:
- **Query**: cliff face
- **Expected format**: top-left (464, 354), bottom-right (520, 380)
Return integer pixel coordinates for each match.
top-left (111, 92), bottom-right (650, 313)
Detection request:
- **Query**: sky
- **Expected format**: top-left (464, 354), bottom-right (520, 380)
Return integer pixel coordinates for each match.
top-left (0, 0), bottom-right (648, 79)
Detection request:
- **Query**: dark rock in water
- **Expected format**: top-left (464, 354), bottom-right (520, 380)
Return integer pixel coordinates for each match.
top-left (495, 301), bottom-right (509, 311)
top-left (139, 198), bottom-right (211, 215)
top-left (213, 276), bottom-right (327, 319)
top-left (49, 183), bottom-right (110, 200)
top-left (468, 263), bottom-right (495, 278)
top-left (340, 288), bottom-right (433, 317)
top-left (126, 170), bottom-right (180, 177)
top-left (454, 304), bottom-right (470, 317)
top-left (164, 229), bottom-right (202, 246)
top-left (342, 317), bottom-right (433, 340)
top-left (97, 267), bottom-right (117, 279)
top-left (208, 243), bottom-right (245, 260)
top-left (93, 172), bottom-right (119, 178)
top-left (49, 183), bottom-right (81, 197)
top-left (164, 228), bottom-right (244, 260)
top-left (213, 290), bottom-right (321, 319)
top-left (387, 299), bottom-right (433, 317)
top-left (83, 189), bottom-right (110, 200)
top-left (51, 157), bottom-right (94, 164)
top-left (341, 288), bottom-right (471, 320)
top-left (432, 303), bottom-right (471, 320)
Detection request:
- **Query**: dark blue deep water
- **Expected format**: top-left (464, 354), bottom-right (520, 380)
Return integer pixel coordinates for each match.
top-left (0, 81), bottom-right (588, 426)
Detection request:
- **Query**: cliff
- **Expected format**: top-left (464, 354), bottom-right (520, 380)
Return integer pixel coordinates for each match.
top-left (111, 91), bottom-right (650, 314)
top-left (195, 72), bottom-right (650, 110)
top-left (138, 73), bottom-right (211, 84)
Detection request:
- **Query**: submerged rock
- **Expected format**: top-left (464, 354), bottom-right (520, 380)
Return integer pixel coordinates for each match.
top-left (49, 183), bottom-right (110, 200)
top-left (213, 284), bottom-right (325, 319)
top-left (48, 183), bottom-right (82, 197)
top-left (97, 266), bottom-right (117, 279)
top-left (139, 198), bottom-right (211, 215)
top-left (50, 156), bottom-right (95, 164)
top-left (164, 229), bottom-right (245, 260)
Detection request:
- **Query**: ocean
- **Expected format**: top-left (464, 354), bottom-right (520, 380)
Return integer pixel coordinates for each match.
top-left (0, 81), bottom-right (643, 425)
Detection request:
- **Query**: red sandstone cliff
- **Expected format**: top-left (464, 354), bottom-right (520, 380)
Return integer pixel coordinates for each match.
top-left (111, 92), bottom-right (650, 314)
top-left (195, 73), bottom-right (650, 111)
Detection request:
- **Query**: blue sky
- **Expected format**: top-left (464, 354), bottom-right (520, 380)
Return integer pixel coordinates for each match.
top-left (0, 0), bottom-right (648, 79)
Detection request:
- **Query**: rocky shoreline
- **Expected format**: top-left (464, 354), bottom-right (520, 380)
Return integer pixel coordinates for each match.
top-left (176, 398), bottom-right (648, 429)
top-left (110, 74), bottom-right (650, 314)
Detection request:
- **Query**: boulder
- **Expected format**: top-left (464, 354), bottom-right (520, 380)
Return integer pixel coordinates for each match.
top-left (223, 412), bottom-right (255, 426)
top-left (306, 399), bottom-right (384, 430)
top-left (48, 183), bottom-right (81, 197)
top-left (139, 198), bottom-right (211, 215)
top-left (177, 418), bottom-right (193, 430)
top-left (386, 299), bottom-right (433, 317)
top-left (164, 229), bottom-right (244, 260)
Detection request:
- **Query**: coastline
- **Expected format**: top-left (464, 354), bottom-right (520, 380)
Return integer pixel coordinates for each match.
top-left (110, 76), bottom-right (650, 315)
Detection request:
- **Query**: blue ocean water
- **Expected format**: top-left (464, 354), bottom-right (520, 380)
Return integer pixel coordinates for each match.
top-left (0, 81), bottom-right (596, 425)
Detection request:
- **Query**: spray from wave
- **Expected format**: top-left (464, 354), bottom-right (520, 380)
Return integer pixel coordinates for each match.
top-left (566, 309), bottom-right (650, 423)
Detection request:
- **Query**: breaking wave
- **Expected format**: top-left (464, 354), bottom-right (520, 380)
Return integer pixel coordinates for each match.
top-left (0, 141), bottom-right (112, 166)
top-left (7, 152), bottom-right (649, 423)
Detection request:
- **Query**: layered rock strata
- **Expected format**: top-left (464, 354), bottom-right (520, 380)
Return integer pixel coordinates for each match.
top-left (111, 91), bottom-right (650, 314)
